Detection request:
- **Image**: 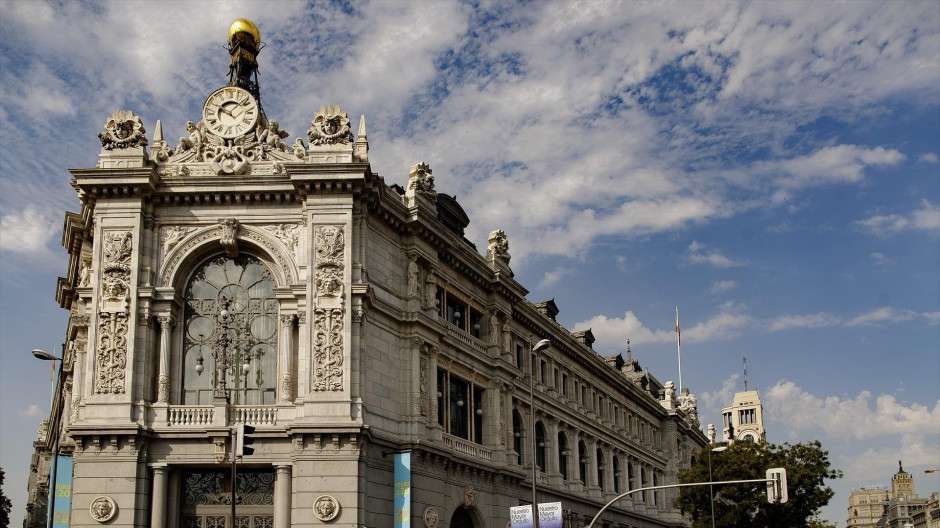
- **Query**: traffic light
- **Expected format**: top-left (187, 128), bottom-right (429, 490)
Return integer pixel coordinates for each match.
top-left (766, 467), bottom-right (788, 504)
top-left (236, 424), bottom-right (256, 457)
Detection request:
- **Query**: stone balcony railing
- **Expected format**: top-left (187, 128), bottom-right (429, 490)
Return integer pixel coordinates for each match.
top-left (164, 405), bottom-right (278, 427)
top-left (442, 433), bottom-right (493, 462)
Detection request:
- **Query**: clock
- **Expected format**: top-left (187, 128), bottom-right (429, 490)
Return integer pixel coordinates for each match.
top-left (203, 86), bottom-right (259, 138)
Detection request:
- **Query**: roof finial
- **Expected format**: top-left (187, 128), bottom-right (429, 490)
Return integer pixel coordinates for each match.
top-left (226, 19), bottom-right (263, 104)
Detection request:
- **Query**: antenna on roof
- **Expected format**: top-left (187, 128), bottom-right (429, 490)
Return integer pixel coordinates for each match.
top-left (743, 352), bottom-right (748, 391)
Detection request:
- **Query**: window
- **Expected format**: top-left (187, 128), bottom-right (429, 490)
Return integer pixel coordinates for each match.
top-left (535, 422), bottom-right (546, 471)
top-left (516, 343), bottom-right (524, 370)
top-left (613, 455), bottom-right (621, 493)
top-left (512, 410), bottom-right (523, 464)
top-left (540, 359), bottom-right (547, 384)
top-left (628, 461), bottom-right (634, 491)
top-left (553, 367), bottom-right (559, 389)
top-left (578, 441), bottom-right (587, 483)
top-left (739, 408), bottom-right (756, 424)
top-left (597, 448), bottom-right (606, 491)
top-left (437, 369), bottom-right (484, 443)
top-left (182, 255), bottom-right (278, 405)
top-left (558, 432), bottom-right (568, 480)
top-left (438, 287), bottom-right (483, 338)
top-left (561, 373), bottom-right (568, 397)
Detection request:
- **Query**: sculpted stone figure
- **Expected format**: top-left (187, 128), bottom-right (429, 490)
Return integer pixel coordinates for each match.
top-left (176, 121), bottom-right (203, 155)
top-left (407, 256), bottom-right (420, 297)
top-left (258, 119), bottom-right (289, 152)
top-left (313, 495), bottom-right (339, 521)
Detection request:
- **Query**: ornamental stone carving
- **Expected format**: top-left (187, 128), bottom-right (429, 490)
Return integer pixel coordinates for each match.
top-left (257, 119), bottom-right (290, 153)
top-left (265, 224), bottom-right (300, 258)
top-left (219, 218), bottom-right (239, 256)
top-left (315, 225), bottom-right (345, 298)
top-left (307, 105), bottom-right (353, 145)
top-left (423, 507), bottom-right (439, 528)
top-left (487, 230), bottom-right (510, 264)
top-left (408, 162), bottom-right (436, 200)
top-left (313, 494), bottom-right (340, 521)
top-left (312, 308), bottom-right (344, 392)
top-left (98, 110), bottom-right (147, 150)
top-left (89, 495), bottom-right (117, 523)
top-left (419, 353), bottom-right (428, 416)
top-left (424, 272), bottom-right (437, 309)
top-left (96, 231), bottom-right (132, 394)
top-left (407, 255), bottom-right (420, 298)
top-left (161, 225), bottom-right (195, 255)
top-left (464, 485), bottom-right (476, 507)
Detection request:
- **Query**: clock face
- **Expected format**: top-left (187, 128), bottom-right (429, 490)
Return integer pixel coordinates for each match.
top-left (203, 87), bottom-right (259, 138)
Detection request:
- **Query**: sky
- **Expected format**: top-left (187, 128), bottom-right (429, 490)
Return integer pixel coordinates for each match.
top-left (0, 0), bottom-right (938, 524)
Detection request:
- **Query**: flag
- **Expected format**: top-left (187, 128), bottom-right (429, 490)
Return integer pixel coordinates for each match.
top-left (675, 307), bottom-right (680, 345)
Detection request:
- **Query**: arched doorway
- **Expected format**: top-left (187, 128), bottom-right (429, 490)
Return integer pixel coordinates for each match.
top-left (450, 507), bottom-right (476, 528)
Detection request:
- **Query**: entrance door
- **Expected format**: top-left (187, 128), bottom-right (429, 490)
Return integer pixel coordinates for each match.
top-left (450, 507), bottom-right (476, 528)
top-left (180, 469), bottom-right (274, 528)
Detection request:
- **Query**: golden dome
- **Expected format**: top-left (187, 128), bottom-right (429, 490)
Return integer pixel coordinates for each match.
top-left (228, 18), bottom-right (260, 46)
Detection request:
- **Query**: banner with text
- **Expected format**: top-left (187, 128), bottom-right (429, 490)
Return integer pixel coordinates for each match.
top-left (52, 455), bottom-right (73, 527)
top-left (394, 452), bottom-right (411, 528)
top-left (509, 505), bottom-right (534, 528)
top-left (537, 502), bottom-right (563, 528)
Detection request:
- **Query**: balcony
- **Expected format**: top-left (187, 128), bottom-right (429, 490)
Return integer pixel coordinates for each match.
top-left (166, 405), bottom-right (214, 426)
top-left (164, 405), bottom-right (278, 427)
top-left (442, 433), bottom-right (492, 462)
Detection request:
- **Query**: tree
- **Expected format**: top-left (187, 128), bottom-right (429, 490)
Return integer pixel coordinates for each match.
top-left (0, 466), bottom-right (11, 528)
top-left (675, 440), bottom-right (842, 528)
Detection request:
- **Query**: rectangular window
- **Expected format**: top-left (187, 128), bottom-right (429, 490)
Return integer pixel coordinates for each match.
top-left (553, 367), bottom-right (559, 389)
top-left (516, 343), bottom-right (524, 370)
top-left (438, 368), bottom-right (485, 443)
top-left (540, 359), bottom-right (547, 383)
top-left (561, 373), bottom-right (568, 396)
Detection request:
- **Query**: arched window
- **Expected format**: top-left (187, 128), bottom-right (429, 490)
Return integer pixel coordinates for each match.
top-left (597, 448), bottom-right (605, 491)
top-left (628, 461), bottom-right (634, 491)
top-left (578, 440), bottom-right (587, 484)
top-left (512, 410), bottom-right (523, 464)
top-left (613, 455), bottom-right (621, 494)
top-left (558, 432), bottom-right (568, 480)
top-left (535, 421), bottom-right (546, 471)
top-left (182, 255), bottom-right (278, 405)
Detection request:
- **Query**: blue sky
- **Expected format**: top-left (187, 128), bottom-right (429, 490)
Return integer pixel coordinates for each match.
top-left (1, 0), bottom-right (938, 524)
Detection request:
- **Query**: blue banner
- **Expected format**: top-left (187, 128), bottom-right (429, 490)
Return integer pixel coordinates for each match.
top-left (393, 452), bottom-right (411, 528)
top-left (52, 455), bottom-right (73, 527)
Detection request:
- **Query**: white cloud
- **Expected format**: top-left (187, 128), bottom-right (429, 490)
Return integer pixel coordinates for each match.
top-left (855, 200), bottom-right (940, 236)
top-left (765, 380), bottom-right (940, 440)
top-left (16, 404), bottom-right (43, 419)
top-left (768, 312), bottom-right (842, 331)
top-left (869, 252), bottom-right (891, 265)
top-left (538, 267), bottom-right (572, 289)
top-left (700, 374), bottom-right (741, 418)
top-left (687, 241), bottom-right (745, 268)
top-left (923, 311), bottom-right (940, 325)
top-left (917, 152), bottom-right (939, 164)
top-left (0, 204), bottom-right (58, 254)
top-left (846, 307), bottom-right (917, 327)
top-left (707, 280), bottom-right (737, 294)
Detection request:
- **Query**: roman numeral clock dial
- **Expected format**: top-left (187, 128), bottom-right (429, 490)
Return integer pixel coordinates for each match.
top-left (202, 87), bottom-right (259, 139)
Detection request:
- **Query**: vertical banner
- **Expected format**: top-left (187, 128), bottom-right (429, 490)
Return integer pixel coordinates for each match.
top-left (509, 505), bottom-right (534, 528)
top-left (538, 502), bottom-right (563, 528)
top-left (52, 455), bottom-right (73, 527)
top-left (393, 452), bottom-right (411, 528)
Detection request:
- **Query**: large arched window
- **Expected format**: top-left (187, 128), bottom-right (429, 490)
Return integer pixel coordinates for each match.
top-left (512, 410), bottom-right (523, 464)
top-left (535, 422), bottom-right (546, 471)
top-left (182, 255), bottom-right (278, 405)
top-left (613, 455), bottom-right (621, 494)
top-left (558, 432), bottom-right (568, 480)
top-left (578, 440), bottom-right (587, 484)
top-left (597, 447), bottom-right (606, 491)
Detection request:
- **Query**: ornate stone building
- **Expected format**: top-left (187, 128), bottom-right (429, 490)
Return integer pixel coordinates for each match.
top-left (37, 19), bottom-right (706, 528)
top-left (719, 389), bottom-right (765, 444)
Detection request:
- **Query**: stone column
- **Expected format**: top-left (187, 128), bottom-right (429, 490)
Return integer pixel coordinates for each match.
top-left (151, 464), bottom-right (169, 527)
top-left (156, 316), bottom-right (175, 403)
top-left (427, 346), bottom-right (439, 426)
top-left (275, 464), bottom-right (292, 528)
top-left (279, 315), bottom-right (295, 402)
top-left (546, 417), bottom-right (559, 475)
top-left (586, 437), bottom-right (599, 489)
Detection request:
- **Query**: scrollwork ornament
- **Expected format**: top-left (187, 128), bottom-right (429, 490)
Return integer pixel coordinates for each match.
top-left (98, 111), bottom-right (147, 150)
top-left (312, 308), bottom-right (344, 391)
top-left (313, 495), bottom-right (340, 522)
top-left (89, 495), bottom-right (117, 523)
top-left (315, 225), bottom-right (345, 297)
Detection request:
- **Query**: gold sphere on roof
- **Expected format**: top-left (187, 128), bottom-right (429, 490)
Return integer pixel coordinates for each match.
top-left (228, 18), bottom-right (260, 46)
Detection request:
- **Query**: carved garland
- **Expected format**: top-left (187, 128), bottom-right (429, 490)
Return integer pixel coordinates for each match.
top-left (95, 231), bottom-right (132, 394)
top-left (312, 308), bottom-right (344, 392)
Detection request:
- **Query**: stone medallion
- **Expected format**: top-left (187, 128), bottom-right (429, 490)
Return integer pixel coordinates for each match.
top-left (313, 494), bottom-right (340, 522)
top-left (89, 495), bottom-right (117, 523)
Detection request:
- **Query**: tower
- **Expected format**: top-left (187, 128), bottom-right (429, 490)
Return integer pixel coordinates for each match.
top-left (720, 389), bottom-right (766, 443)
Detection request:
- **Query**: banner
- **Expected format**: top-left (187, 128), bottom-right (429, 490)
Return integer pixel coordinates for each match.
top-left (393, 452), bottom-right (411, 528)
top-left (52, 455), bottom-right (73, 526)
top-left (537, 502), bottom-right (563, 528)
top-left (509, 505), bottom-right (534, 528)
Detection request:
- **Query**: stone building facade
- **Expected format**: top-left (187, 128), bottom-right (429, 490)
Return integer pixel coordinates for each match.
top-left (34, 19), bottom-right (706, 528)
top-left (719, 389), bottom-right (765, 444)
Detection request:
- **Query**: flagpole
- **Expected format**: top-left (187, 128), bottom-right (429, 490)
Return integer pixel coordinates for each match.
top-left (676, 307), bottom-right (682, 393)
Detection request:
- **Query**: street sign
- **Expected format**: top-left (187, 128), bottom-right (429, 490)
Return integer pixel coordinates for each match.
top-left (766, 467), bottom-right (788, 504)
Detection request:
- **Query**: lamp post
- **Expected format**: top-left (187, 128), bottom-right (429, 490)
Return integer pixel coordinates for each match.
top-left (530, 338), bottom-right (551, 528)
top-left (707, 445), bottom-right (728, 528)
top-left (32, 348), bottom-right (63, 528)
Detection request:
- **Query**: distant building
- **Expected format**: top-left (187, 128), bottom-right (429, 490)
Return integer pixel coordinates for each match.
top-left (720, 389), bottom-right (766, 443)
top-left (847, 487), bottom-right (889, 528)
top-left (847, 461), bottom-right (933, 528)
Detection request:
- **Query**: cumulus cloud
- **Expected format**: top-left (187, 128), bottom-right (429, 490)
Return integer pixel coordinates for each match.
top-left (846, 307), bottom-right (917, 327)
top-left (768, 312), bottom-right (843, 331)
top-left (767, 307), bottom-right (927, 331)
top-left (765, 380), bottom-right (940, 440)
top-left (700, 374), bottom-right (741, 417)
top-left (855, 200), bottom-right (940, 236)
top-left (0, 204), bottom-right (58, 254)
top-left (538, 267), bottom-right (573, 289)
top-left (917, 153), bottom-right (939, 164)
top-left (17, 404), bottom-right (43, 418)
top-left (575, 301), bottom-right (751, 349)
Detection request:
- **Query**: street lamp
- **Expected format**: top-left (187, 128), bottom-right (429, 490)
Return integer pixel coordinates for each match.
top-left (31, 348), bottom-right (63, 528)
top-left (707, 445), bottom-right (728, 528)
top-left (530, 338), bottom-right (551, 528)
